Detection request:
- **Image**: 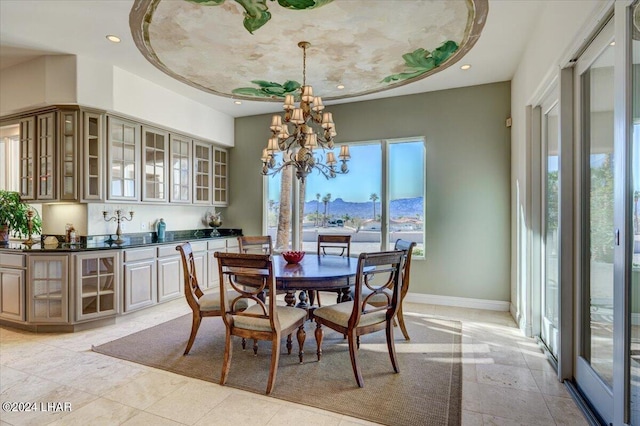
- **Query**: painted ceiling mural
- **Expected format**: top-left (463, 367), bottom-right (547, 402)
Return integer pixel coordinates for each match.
top-left (130, 0), bottom-right (488, 102)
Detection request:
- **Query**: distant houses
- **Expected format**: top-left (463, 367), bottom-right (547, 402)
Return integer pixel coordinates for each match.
top-left (358, 217), bottom-right (423, 232)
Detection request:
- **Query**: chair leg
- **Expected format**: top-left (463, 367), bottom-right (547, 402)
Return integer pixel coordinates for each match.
top-left (220, 328), bottom-right (233, 386)
top-left (286, 333), bottom-right (292, 354)
top-left (297, 324), bottom-right (306, 363)
top-left (386, 320), bottom-right (400, 373)
top-left (253, 339), bottom-right (258, 356)
top-left (314, 321), bottom-right (324, 361)
top-left (183, 314), bottom-right (202, 355)
top-left (347, 331), bottom-right (364, 387)
top-left (309, 290), bottom-right (318, 307)
top-left (397, 306), bottom-right (411, 341)
top-left (266, 337), bottom-right (281, 395)
top-left (242, 338), bottom-right (246, 350)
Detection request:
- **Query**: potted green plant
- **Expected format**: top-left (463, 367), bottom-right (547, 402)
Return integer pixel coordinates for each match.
top-left (0, 190), bottom-right (42, 243)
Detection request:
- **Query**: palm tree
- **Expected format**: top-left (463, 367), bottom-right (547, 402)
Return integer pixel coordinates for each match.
top-left (322, 193), bottom-right (332, 227)
top-left (370, 193), bottom-right (379, 220)
top-left (315, 193), bottom-right (321, 227)
top-left (276, 166), bottom-right (293, 250)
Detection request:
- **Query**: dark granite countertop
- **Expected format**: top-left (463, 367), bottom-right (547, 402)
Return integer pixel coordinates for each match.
top-left (0, 228), bottom-right (242, 253)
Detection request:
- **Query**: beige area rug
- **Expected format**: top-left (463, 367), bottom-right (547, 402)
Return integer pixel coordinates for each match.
top-left (93, 313), bottom-right (462, 426)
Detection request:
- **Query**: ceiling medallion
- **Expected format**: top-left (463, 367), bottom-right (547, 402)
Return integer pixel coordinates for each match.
top-left (130, 0), bottom-right (488, 101)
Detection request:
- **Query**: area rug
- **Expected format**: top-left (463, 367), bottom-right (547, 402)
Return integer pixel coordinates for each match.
top-left (93, 313), bottom-right (462, 426)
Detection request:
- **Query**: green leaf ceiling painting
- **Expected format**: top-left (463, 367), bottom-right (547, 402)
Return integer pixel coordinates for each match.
top-left (130, 0), bottom-right (488, 101)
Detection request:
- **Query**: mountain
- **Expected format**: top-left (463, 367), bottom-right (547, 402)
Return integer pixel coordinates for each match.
top-left (303, 197), bottom-right (423, 219)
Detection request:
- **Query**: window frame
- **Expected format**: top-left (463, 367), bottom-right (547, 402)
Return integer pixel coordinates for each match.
top-left (262, 136), bottom-right (426, 259)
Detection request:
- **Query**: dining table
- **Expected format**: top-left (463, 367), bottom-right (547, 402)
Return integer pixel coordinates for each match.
top-left (272, 254), bottom-right (359, 309)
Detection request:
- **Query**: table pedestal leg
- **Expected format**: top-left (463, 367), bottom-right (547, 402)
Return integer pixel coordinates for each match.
top-left (284, 291), bottom-right (296, 307)
top-left (296, 290), bottom-right (309, 310)
top-left (340, 287), bottom-right (352, 303)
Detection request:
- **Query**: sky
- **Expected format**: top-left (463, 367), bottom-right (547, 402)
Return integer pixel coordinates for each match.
top-left (267, 140), bottom-right (425, 203)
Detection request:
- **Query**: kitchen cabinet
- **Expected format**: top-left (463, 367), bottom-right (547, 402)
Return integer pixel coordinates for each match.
top-left (83, 111), bottom-right (104, 201)
top-left (28, 255), bottom-right (68, 323)
top-left (213, 148), bottom-right (228, 206)
top-left (75, 252), bottom-right (119, 321)
top-left (123, 248), bottom-right (156, 312)
top-left (193, 141), bottom-right (212, 205)
top-left (169, 134), bottom-right (192, 203)
top-left (107, 116), bottom-right (141, 201)
top-left (142, 126), bottom-right (169, 202)
top-left (157, 245), bottom-right (183, 303)
top-left (0, 254), bottom-right (26, 322)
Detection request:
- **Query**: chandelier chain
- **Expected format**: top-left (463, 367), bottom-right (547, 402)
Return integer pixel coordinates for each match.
top-left (302, 43), bottom-right (307, 87)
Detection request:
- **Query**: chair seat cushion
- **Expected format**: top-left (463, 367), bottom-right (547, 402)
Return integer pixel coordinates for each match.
top-left (199, 291), bottom-right (248, 311)
top-left (314, 301), bottom-right (387, 328)
top-left (233, 305), bottom-right (306, 332)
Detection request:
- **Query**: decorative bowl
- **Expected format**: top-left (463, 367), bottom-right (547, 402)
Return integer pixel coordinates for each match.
top-left (282, 251), bottom-right (305, 264)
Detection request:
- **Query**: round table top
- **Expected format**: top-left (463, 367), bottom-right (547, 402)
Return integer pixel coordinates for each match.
top-left (273, 254), bottom-right (358, 284)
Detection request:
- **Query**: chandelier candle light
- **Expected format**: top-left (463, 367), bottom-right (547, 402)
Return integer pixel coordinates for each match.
top-left (261, 41), bottom-right (351, 181)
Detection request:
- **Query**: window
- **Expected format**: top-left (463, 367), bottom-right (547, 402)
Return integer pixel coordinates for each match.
top-left (264, 137), bottom-right (425, 257)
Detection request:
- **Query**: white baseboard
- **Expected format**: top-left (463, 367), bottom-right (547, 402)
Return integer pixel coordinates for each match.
top-left (404, 292), bottom-right (510, 312)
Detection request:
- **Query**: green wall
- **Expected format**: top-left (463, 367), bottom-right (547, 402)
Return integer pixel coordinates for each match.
top-left (228, 82), bottom-right (511, 301)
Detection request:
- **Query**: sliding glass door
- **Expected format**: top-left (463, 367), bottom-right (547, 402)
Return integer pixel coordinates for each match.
top-left (541, 92), bottom-right (560, 359)
top-left (575, 16), bottom-right (615, 424)
top-left (629, 3), bottom-right (640, 423)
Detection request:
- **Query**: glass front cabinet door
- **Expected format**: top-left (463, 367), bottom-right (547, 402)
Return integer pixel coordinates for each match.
top-left (107, 116), bottom-right (140, 201)
top-left (28, 255), bottom-right (68, 323)
top-left (83, 111), bottom-right (104, 201)
top-left (213, 148), bottom-right (228, 206)
top-left (169, 134), bottom-right (192, 203)
top-left (58, 109), bottom-right (79, 201)
top-left (75, 253), bottom-right (119, 321)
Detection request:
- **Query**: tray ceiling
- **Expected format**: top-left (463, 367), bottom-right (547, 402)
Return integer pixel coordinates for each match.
top-left (130, 0), bottom-right (488, 102)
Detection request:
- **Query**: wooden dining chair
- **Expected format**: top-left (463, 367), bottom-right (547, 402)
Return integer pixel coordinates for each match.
top-left (176, 242), bottom-right (248, 355)
top-left (312, 250), bottom-right (405, 387)
top-left (215, 252), bottom-right (307, 395)
top-left (313, 234), bottom-right (352, 307)
top-left (356, 239), bottom-right (416, 340)
top-left (238, 235), bottom-right (273, 254)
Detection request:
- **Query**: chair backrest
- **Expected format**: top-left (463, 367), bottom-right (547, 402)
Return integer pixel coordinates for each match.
top-left (394, 239), bottom-right (416, 298)
top-left (317, 234), bottom-right (351, 257)
top-left (176, 242), bottom-right (203, 313)
top-left (350, 250), bottom-right (405, 326)
top-left (215, 252), bottom-right (280, 330)
top-left (238, 235), bottom-right (273, 255)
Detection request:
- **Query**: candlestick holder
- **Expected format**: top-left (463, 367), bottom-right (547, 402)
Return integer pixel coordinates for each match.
top-left (23, 209), bottom-right (36, 246)
top-left (103, 209), bottom-right (134, 244)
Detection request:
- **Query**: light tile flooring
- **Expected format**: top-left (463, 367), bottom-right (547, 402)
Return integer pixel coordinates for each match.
top-left (0, 298), bottom-right (588, 426)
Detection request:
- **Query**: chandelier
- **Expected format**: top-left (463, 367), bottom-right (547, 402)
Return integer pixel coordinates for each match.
top-left (261, 41), bottom-right (350, 182)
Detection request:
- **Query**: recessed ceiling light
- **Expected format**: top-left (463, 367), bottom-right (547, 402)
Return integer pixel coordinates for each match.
top-left (234, 100), bottom-right (242, 105)
top-left (460, 64), bottom-right (471, 70)
top-left (336, 84), bottom-right (345, 90)
top-left (106, 35), bottom-right (121, 43)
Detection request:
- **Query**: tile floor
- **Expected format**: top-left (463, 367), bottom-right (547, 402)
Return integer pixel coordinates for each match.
top-left (0, 298), bottom-right (587, 426)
